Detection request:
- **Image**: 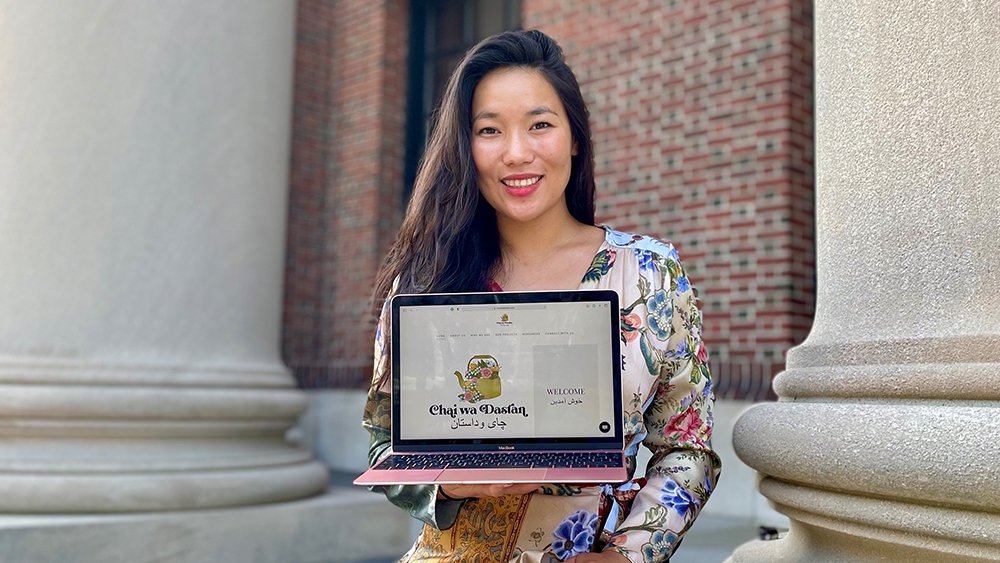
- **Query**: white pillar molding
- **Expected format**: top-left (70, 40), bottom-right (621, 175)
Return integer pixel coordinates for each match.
top-left (727, 1), bottom-right (1000, 561)
top-left (0, 0), bottom-right (328, 512)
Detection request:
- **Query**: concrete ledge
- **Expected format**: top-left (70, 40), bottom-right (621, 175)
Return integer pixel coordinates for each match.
top-left (0, 488), bottom-right (412, 563)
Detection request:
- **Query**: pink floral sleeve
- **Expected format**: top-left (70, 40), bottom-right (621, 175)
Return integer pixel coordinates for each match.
top-left (605, 244), bottom-right (721, 563)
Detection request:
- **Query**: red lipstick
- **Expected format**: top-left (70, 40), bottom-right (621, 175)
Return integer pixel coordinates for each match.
top-left (500, 174), bottom-right (542, 197)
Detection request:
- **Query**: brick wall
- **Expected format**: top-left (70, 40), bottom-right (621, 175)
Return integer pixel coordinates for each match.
top-left (283, 0), bottom-right (409, 389)
top-left (524, 0), bottom-right (815, 400)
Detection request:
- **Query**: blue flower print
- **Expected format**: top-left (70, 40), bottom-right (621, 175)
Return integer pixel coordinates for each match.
top-left (551, 510), bottom-right (599, 561)
top-left (627, 234), bottom-right (678, 257)
top-left (606, 228), bottom-right (636, 246)
top-left (375, 324), bottom-right (387, 356)
top-left (665, 245), bottom-right (680, 262)
top-left (679, 390), bottom-right (697, 411)
top-left (645, 289), bottom-right (672, 340)
top-left (660, 478), bottom-right (695, 517)
top-left (674, 339), bottom-right (689, 358)
top-left (640, 529), bottom-right (678, 563)
top-left (623, 411), bottom-right (643, 433)
top-left (675, 275), bottom-right (690, 293)
top-left (636, 249), bottom-right (656, 272)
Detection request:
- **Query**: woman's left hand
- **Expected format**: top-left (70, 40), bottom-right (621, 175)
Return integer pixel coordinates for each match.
top-left (566, 551), bottom-right (630, 563)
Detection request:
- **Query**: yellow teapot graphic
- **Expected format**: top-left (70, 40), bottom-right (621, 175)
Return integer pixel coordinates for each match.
top-left (455, 355), bottom-right (502, 403)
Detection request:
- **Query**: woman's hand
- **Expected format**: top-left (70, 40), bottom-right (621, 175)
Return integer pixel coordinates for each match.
top-left (566, 551), bottom-right (630, 563)
top-left (438, 482), bottom-right (542, 500)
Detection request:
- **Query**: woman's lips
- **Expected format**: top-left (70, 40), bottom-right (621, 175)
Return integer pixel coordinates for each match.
top-left (501, 175), bottom-right (542, 197)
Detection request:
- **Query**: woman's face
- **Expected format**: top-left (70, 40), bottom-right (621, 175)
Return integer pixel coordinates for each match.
top-left (471, 67), bottom-right (577, 227)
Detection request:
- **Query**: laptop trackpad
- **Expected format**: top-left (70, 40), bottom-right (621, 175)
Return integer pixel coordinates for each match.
top-left (438, 468), bottom-right (547, 483)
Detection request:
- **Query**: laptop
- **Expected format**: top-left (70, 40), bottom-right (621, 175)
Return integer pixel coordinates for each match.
top-left (354, 289), bottom-right (626, 486)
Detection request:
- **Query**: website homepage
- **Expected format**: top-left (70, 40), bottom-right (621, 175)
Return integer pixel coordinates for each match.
top-left (397, 301), bottom-right (615, 440)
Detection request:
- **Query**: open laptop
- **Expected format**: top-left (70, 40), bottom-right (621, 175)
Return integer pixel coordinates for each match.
top-left (354, 289), bottom-right (626, 486)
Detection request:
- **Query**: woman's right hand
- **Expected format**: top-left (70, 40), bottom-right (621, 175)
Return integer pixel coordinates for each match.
top-left (438, 482), bottom-right (542, 500)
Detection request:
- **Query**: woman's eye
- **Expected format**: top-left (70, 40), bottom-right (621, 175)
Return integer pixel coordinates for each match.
top-left (478, 127), bottom-right (499, 135)
top-left (530, 122), bottom-right (552, 130)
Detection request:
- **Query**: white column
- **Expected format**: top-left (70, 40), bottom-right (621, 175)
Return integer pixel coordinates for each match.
top-left (0, 0), bottom-right (328, 512)
top-left (727, 1), bottom-right (1000, 561)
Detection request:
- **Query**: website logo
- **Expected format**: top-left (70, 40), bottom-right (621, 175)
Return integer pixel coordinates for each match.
top-left (455, 355), bottom-right (501, 403)
top-left (496, 313), bottom-right (513, 326)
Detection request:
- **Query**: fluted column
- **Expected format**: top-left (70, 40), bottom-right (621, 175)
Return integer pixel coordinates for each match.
top-left (0, 1), bottom-right (328, 512)
top-left (727, 1), bottom-right (1000, 561)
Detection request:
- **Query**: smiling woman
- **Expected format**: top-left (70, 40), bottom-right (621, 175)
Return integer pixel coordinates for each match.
top-left (363, 30), bottom-right (719, 563)
top-left (471, 68), bottom-right (578, 230)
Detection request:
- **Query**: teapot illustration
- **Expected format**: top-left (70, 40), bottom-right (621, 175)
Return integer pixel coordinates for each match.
top-left (454, 355), bottom-right (502, 403)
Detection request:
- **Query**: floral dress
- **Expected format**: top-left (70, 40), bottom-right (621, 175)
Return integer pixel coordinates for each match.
top-left (362, 227), bottom-right (721, 563)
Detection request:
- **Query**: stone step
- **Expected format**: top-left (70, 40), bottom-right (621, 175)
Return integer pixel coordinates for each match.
top-left (0, 483), bottom-right (413, 563)
top-left (326, 487), bottom-right (414, 563)
top-left (329, 471), bottom-right (415, 562)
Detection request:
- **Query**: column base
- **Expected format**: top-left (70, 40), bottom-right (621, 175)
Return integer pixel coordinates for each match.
top-left (0, 487), bottom-right (413, 563)
top-left (726, 520), bottom-right (999, 563)
top-left (0, 458), bottom-right (331, 512)
top-left (0, 358), bottom-right (330, 512)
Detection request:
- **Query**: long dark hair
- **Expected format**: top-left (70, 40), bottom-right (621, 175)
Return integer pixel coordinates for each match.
top-left (370, 30), bottom-right (596, 384)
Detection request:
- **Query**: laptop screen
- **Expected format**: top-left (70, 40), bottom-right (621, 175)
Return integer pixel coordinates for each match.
top-left (391, 291), bottom-right (622, 448)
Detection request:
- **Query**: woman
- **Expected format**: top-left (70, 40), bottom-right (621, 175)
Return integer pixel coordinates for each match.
top-left (363, 29), bottom-right (720, 563)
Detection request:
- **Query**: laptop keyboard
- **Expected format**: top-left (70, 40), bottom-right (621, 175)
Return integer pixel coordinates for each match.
top-left (375, 451), bottom-right (621, 470)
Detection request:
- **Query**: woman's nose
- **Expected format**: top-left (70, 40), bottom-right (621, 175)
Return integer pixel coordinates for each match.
top-left (503, 130), bottom-right (533, 165)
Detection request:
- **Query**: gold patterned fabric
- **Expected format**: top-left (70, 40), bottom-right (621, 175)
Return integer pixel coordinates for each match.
top-left (402, 494), bottom-right (534, 562)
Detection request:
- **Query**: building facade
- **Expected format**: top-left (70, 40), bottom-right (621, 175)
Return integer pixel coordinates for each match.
top-left (282, 0), bottom-right (815, 402)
